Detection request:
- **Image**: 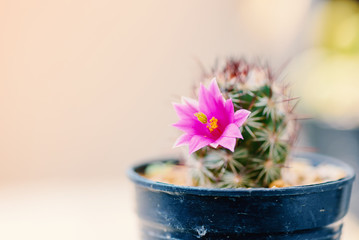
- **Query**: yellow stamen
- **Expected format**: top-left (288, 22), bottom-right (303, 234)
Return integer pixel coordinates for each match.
top-left (194, 112), bottom-right (207, 124)
top-left (207, 117), bottom-right (218, 132)
top-left (194, 112), bottom-right (219, 133)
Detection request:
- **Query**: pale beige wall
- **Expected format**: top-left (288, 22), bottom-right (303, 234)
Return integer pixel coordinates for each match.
top-left (0, 0), bottom-right (310, 183)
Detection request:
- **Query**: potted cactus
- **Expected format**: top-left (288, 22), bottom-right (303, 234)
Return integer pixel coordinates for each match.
top-left (128, 59), bottom-right (355, 239)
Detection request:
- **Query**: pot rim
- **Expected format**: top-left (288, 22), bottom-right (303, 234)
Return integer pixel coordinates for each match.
top-left (127, 152), bottom-right (355, 197)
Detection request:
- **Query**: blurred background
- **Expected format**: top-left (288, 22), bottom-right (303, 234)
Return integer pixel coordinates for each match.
top-left (0, 0), bottom-right (358, 239)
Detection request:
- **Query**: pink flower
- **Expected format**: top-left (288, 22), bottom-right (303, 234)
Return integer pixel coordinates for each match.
top-left (173, 78), bottom-right (250, 154)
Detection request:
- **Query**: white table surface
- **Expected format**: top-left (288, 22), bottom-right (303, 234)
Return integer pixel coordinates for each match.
top-left (0, 178), bottom-right (357, 240)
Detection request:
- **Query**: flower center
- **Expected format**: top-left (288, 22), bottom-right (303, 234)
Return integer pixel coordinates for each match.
top-left (194, 112), bottom-right (218, 133)
top-left (207, 117), bottom-right (218, 132)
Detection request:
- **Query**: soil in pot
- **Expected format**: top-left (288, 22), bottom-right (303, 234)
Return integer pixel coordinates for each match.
top-left (143, 157), bottom-right (347, 188)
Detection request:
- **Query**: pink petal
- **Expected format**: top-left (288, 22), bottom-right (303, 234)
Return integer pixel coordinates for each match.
top-left (208, 78), bottom-right (222, 98)
top-left (198, 83), bottom-right (217, 115)
top-left (173, 99), bottom-right (199, 120)
top-left (182, 97), bottom-right (199, 112)
top-left (199, 81), bottom-right (227, 113)
top-left (173, 134), bottom-right (193, 147)
top-left (172, 119), bottom-right (208, 135)
top-left (224, 99), bottom-right (235, 123)
top-left (189, 135), bottom-right (213, 154)
top-left (173, 103), bottom-right (191, 119)
top-left (212, 124), bottom-right (242, 152)
top-left (215, 137), bottom-right (237, 152)
top-left (221, 123), bottom-right (243, 139)
top-left (198, 81), bottom-right (233, 131)
top-left (234, 109), bottom-right (251, 127)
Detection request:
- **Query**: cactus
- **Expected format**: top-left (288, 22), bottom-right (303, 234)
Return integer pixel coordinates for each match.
top-left (188, 59), bottom-right (299, 188)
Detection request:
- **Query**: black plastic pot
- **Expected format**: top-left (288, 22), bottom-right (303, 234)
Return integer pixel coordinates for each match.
top-left (302, 120), bottom-right (359, 217)
top-left (128, 153), bottom-right (355, 240)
